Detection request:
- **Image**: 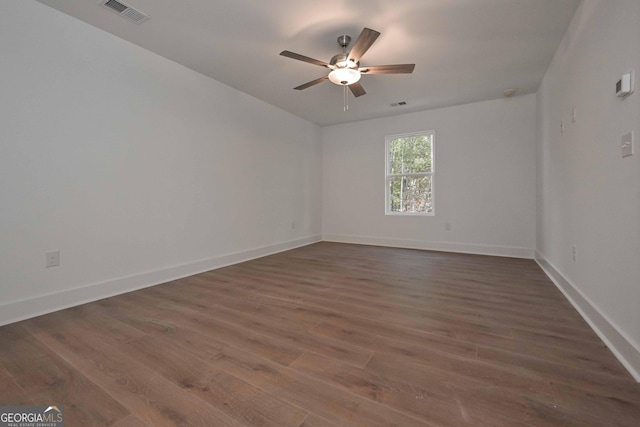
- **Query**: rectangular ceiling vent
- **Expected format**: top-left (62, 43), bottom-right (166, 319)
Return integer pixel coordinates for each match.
top-left (100, 0), bottom-right (149, 24)
top-left (390, 101), bottom-right (408, 107)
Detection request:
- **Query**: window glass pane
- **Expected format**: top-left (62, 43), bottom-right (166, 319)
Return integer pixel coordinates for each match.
top-left (388, 175), bottom-right (433, 214)
top-left (388, 134), bottom-right (432, 174)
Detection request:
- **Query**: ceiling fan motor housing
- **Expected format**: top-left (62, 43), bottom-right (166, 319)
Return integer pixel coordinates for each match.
top-left (330, 53), bottom-right (358, 68)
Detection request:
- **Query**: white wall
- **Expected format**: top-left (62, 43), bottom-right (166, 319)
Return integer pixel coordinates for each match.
top-left (536, 0), bottom-right (640, 380)
top-left (322, 95), bottom-right (537, 258)
top-left (0, 1), bottom-right (322, 325)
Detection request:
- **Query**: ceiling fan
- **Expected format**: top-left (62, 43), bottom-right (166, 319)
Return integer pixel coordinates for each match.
top-left (280, 28), bottom-right (415, 109)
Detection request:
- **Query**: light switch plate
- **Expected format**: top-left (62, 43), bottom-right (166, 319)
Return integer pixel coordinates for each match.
top-left (622, 132), bottom-right (633, 158)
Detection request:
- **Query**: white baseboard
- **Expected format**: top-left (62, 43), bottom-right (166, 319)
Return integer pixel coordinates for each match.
top-left (0, 235), bottom-right (321, 328)
top-left (322, 234), bottom-right (534, 259)
top-left (535, 251), bottom-right (640, 382)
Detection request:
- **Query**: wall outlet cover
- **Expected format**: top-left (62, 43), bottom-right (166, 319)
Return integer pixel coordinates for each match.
top-left (46, 251), bottom-right (60, 268)
top-left (622, 132), bottom-right (633, 158)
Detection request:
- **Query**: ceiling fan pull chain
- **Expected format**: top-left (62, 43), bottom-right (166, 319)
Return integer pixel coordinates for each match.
top-left (343, 85), bottom-right (349, 111)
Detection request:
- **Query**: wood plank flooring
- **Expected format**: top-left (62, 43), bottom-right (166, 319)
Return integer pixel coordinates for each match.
top-left (1, 242), bottom-right (639, 426)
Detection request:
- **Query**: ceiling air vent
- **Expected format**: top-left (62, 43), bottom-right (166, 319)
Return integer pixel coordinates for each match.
top-left (390, 101), bottom-right (408, 107)
top-left (100, 0), bottom-right (149, 24)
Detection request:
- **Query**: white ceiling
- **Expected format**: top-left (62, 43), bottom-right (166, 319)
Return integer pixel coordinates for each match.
top-left (36, 0), bottom-right (580, 126)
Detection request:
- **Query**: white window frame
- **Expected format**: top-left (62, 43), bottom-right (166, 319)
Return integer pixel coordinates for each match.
top-left (385, 131), bottom-right (435, 216)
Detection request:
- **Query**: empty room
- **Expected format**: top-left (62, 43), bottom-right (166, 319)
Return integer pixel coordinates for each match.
top-left (1, 0), bottom-right (639, 426)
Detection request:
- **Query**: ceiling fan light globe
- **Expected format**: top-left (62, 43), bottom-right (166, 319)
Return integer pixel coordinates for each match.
top-left (328, 68), bottom-right (361, 86)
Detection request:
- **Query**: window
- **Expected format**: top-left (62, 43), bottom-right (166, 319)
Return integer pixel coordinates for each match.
top-left (385, 131), bottom-right (434, 215)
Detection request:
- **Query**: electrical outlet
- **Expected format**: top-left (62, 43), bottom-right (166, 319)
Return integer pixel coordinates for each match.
top-left (46, 251), bottom-right (60, 268)
top-left (291, 221), bottom-right (296, 230)
top-left (572, 245), bottom-right (577, 262)
top-left (622, 131), bottom-right (633, 158)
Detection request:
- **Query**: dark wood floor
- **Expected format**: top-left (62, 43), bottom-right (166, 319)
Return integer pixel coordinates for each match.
top-left (1, 242), bottom-right (639, 426)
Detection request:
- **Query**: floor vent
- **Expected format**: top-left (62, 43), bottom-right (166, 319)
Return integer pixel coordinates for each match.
top-left (100, 0), bottom-right (149, 24)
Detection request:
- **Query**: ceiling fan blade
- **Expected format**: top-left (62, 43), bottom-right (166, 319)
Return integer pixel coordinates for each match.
top-left (294, 76), bottom-right (329, 90)
top-left (347, 28), bottom-right (381, 63)
top-left (359, 64), bottom-right (416, 74)
top-left (349, 82), bottom-right (366, 97)
top-left (280, 50), bottom-right (330, 67)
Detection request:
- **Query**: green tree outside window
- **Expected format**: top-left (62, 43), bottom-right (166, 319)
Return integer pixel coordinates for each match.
top-left (386, 133), bottom-right (433, 214)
